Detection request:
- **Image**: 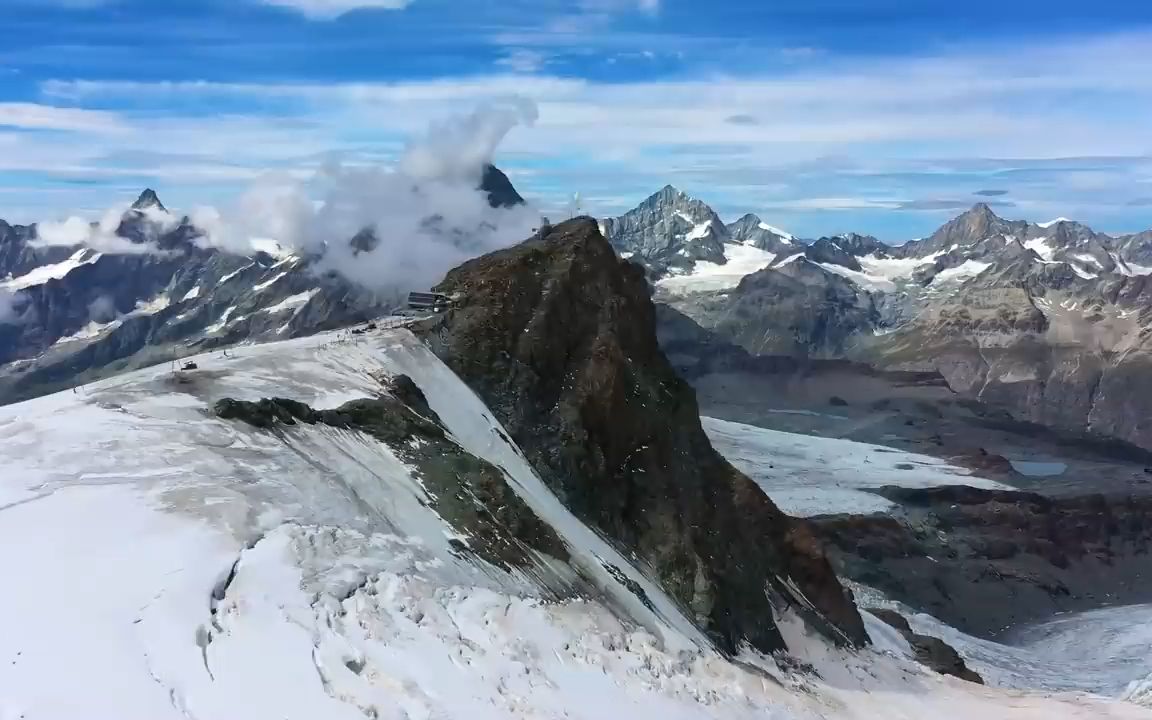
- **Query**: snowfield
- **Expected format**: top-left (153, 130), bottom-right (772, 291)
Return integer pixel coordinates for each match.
top-left (853, 584), bottom-right (1152, 706)
top-left (0, 329), bottom-right (1147, 719)
top-left (703, 417), bottom-right (1010, 516)
top-left (657, 242), bottom-right (777, 294)
top-left (0, 248), bottom-right (101, 290)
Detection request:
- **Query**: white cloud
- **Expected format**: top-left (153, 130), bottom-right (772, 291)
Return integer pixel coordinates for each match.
top-left (34, 205), bottom-right (166, 255)
top-left (16, 30), bottom-right (1152, 233)
top-left (496, 50), bottom-right (548, 74)
top-left (193, 101), bottom-right (541, 292)
top-left (258, 0), bottom-right (414, 19)
top-left (0, 103), bottom-right (126, 132)
top-left (760, 197), bottom-right (903, 211)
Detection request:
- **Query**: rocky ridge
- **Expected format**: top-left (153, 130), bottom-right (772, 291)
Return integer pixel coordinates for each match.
top-left (418, 216), bottom-right (868, 654)
top-left (599, 187), bottom-right (1152, 450)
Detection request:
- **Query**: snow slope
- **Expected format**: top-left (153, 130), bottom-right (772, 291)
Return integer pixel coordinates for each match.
top-left (813, 261), bottom-right (898, 292)
top-left (0, 329), bottom-right (1146, 720)
top-left (703, 417), bottom-right (1009, 516)
top-left (0, 248), bottom-right (101, 290)
top-left (853, 584), bottom-right (1152, 702)
top-left (931, 259), bottom-right (993, 285)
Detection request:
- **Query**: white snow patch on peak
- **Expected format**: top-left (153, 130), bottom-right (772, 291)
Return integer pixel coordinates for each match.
top-left (931, 259), bottom-right (993, 285)
top-left (259, 289), bottom-right (319, 316)
top-left (778, 252), bottom-right (806, 266)
top-left (857, 252), bottom-right (943, 281)
top-left (1038, 217), bottom-right (1072, 229)
top-left (758, 221), bottom-right (794, 243)
top-left (219, 263), bottom-right (252, 284)
top-left (181, 285), bottom-right (201, 301)
top-left (132, 294), bottom-right (170, 316)
top-left (685, 220), bottom-right (715, 242)
top-left (1070, 263), bottom-right (1099, 280)
top-left (253, 270), bottom-right (289, 293)
top-left (814, 261), bottom-right (896, 291)
top-left (204, 305), bottom-right (238, 333)
top-left (656, 243), bottom-right (776, 295)
top-left (1024, 237), bottom-right (1056, 262)
top-left (52, 318), bottom-right (123, 345)
top-left (1073, 253), bottom-right (1103, 268)
top-left (0, 248), bottom-right (101, 290)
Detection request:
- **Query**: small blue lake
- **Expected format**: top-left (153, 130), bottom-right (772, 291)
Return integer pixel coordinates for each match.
top-left (1008, 460), bottom-right (1069, 477)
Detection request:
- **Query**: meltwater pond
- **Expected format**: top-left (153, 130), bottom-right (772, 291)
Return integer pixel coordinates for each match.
top-left (1008, 459), bottom-right (1069, 478)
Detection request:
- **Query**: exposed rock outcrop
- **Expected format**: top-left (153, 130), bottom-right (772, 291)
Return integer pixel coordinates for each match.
top-left (418, 217), bottom-right (867, 654)
top-left (480, 164), bottom-right (526, 208)
top-left (869, 609), bottom-right (984, 684)
top-left (214, 375), bottom-right (570, 573)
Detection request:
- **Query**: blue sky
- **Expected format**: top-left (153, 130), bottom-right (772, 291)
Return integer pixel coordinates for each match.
top-left (2, 0), bottom-right (1152, 240)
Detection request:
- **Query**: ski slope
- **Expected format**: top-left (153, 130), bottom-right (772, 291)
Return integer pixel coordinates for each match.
top-left (703, 416), bottom-right (1010, 516)
top-left (0, 328), bottom-right (1146, 720)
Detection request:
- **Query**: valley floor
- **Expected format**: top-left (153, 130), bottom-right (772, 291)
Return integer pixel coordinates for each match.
top-left (1, 329), bottom-right (1148, 719)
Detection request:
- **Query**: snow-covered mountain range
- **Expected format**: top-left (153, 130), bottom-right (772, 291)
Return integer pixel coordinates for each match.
top-left (4, 213), bottom-right (1150, 719)
top-left (602, 186), bottom-right (1152, 451)
top-left (0, 166), bottom-right (524, 405)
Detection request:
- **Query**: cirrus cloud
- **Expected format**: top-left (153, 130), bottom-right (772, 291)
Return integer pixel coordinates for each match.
top-left (258, 0), bottom-right (414, 20)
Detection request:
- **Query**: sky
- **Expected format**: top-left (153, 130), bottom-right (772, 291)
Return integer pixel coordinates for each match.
top-left (1, 0), bottom-right (1152, 241)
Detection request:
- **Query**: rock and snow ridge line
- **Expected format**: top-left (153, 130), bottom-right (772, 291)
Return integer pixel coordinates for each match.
top-left (608, 188), bottom-right (1152, 296)
top-left (3, 326), bottom-right (1149, 719)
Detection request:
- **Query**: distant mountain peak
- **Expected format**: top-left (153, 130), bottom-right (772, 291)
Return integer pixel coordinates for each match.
top-left (479, 165), bottom-right (524, 209)
top-left (1037, 217), bottom-right (1073, 229)
top-left (964, 202), bottom-right (1002, 221)
top-left (132, 189), bottom-right (166, 213)
top-left (644, 184), bottom-right (697, 205)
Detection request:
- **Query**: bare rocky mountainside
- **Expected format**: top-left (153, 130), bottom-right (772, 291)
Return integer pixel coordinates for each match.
top-left (603, 185), bottom-right (1152, 664)
top-left (418, 217), bottom-right (867, 652)
top-left (603, 185), bottom-right (1152, 452)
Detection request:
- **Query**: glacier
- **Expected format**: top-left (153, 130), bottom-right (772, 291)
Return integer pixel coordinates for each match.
top-left (0, 327), bottom-right (1148, 719)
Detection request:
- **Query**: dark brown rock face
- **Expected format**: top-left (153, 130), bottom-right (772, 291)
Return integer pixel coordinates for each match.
top-left (420, 217), bottom-right (866, 653)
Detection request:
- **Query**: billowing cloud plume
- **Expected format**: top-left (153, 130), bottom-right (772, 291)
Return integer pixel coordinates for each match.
top-left (87, 295), bottom-right (118, 323)
top-left (194, 99), bottom-right (542, 292)
top-left (34, 204), bottom-right (175, 255)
